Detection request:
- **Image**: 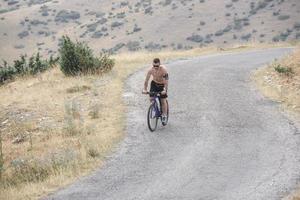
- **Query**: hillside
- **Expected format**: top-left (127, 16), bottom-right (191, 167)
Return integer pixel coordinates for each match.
top-left (0, 0), bottom-right (299, 62)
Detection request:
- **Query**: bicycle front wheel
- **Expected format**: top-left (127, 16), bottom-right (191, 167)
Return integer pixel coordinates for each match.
top-left (147, 103), bottom-right (158, 132)
top-left (165, 99), bottom-right (169, 124)
top-left (161, 99), bottom-right (169, 126)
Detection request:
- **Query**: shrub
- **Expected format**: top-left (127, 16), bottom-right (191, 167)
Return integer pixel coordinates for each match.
top-left (186, 34), bottom-right (203, 43)
top-left (274, 64), bottom-right (294, 76)
top-left (13, 53), bottom-right (54, 75)
top-left (59, 36), bottom-right (114, 76)
top-left (0, 61), bottom-right (16, 84)
top-left (18, 31), bottom-right (29, 39)
top-left (215, 30), bottom-right (224, 36)
top-left (55, 10), bottom-right (80, 23)
top-left (88, 147), bottom-right (99, 158)
top-left (126, 41), bottom-right (141, 51)
top-left (0, 54), bottom-right (58, 85)
top-left (294, 22), bottom-right (300, 30)
top-left (278, 15), bottom-right (290, 21)
top-left (241, 33), bottom-right (252, 41)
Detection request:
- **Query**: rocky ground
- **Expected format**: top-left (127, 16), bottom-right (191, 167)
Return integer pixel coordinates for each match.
top-left (0, 0), bottom-right (299, 61)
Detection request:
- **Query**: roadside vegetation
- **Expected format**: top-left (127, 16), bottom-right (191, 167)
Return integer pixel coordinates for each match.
top-left (0, 54), bottom-right (59, 85)
top-left (253, 48), bottom-right (300, 114)
top-left (274, 64), bottom-right (294, 76)
top-left (59, 36), bottom-right (114, 76)
top-left (0, 42), bottom-right (294, 200)
top-left (0, 35), bottom-right (115, 199)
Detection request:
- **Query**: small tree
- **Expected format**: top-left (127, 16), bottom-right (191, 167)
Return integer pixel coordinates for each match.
top-left (59, 35), bottom-right (114, 76)
top-left (1, 53), bottom-right (59, 86)
top-left (0, 61), bottom-right (16, 84)
top-left (59, 36), bottom-right (81, 76)
top-left (48, 55), bottom-right (60, 67)
top-left (13, 55), bottom-right (26, 74)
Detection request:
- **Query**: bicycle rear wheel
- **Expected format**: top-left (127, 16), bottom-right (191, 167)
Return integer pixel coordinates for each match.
top-left (147, 103), bottom-right (158, 132)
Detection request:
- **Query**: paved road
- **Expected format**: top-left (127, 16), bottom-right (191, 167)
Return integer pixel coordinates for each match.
top-left (46, 48), bottom-right (300, 200)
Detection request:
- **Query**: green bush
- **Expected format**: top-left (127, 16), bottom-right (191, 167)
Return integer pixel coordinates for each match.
top-left (274, 64), bottom-right (294, 76)
top-left (0, 53), bottom-right (59, 85)
top-left (0, 61), bottom-right (16, 84)
top-left (14, 53), bottom-right (51, 75)
top-left (59, 35), bottom-right (114, 76)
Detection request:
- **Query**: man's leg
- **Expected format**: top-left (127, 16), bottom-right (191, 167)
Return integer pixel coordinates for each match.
top-left (161, 97), bottom-right (168, 125)
top-left (161, 98), bottom-right (167, 115)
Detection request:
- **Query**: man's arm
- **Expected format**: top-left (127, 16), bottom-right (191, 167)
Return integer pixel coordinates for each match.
top-left (163, 68), bottom-right (169, 92)
top-left (144, 69), bottom-right (151, 91)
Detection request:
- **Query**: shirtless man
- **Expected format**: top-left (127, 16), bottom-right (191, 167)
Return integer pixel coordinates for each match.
top-left (143, 58), bottom-right (169, 125)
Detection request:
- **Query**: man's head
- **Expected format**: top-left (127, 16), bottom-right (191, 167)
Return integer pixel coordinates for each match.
top-left (153, 58), bottom-right (160, 68)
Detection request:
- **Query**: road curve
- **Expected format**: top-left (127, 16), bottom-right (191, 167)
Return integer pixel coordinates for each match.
top-left (46, 48), bottom-right (300, 200)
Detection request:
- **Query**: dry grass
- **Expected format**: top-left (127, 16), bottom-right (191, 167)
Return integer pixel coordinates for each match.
top-left (253, 48), bottom-right (300, 114)
top-left (0, 42), bottom-right (294, 200)
top-left (284, 187), bottom-right (300, 200)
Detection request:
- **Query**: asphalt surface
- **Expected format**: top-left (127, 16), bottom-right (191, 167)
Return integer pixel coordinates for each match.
top-left (46, 48), bottom-right (300, 200)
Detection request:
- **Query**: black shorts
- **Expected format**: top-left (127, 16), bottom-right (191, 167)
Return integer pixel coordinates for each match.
top-left (150, 81), bottom-right (168, 98)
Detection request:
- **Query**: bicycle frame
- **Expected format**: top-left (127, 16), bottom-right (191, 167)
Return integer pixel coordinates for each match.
top-left (151, 95), bottom-right (162, 118)
top-left (144, 91), bottom-right (169, 131)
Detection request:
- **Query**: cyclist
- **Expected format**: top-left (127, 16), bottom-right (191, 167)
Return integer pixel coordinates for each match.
top-left (143, 58), bottom-right (169, 125)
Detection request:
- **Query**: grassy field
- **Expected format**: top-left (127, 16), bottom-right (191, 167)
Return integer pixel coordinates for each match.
top-left (0, 42), bottom-right (294, 200)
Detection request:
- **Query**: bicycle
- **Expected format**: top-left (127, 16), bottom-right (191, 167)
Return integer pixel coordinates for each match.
top-left (143, 91), bottom-right (169, 132)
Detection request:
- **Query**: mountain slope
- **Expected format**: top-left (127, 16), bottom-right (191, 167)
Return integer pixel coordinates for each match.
top-left (0, 0), bottom-right (299, 61)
